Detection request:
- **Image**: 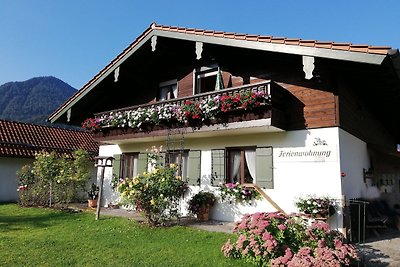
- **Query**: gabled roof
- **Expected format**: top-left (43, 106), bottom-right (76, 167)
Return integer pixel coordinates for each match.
top-left (49, 23), bottom-right (398, 124)
top-left (0, 119), bottom-right (98, 159)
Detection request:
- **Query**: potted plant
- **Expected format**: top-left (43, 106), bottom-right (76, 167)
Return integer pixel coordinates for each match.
top-left (87, 183), bottom-right (99, 208)
top-left (188, 191), bottom-right (216, 221)
top-left (295, 195), bottom-right (336, 219)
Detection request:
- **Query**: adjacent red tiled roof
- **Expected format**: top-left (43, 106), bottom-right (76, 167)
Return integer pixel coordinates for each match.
top-left (0, 119), bottom-right (98, 159)
top-left (49, 23), bottom-right (392, 123)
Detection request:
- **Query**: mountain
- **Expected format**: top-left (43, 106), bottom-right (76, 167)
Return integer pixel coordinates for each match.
top-left (0, 76), bottom-right (77, 125)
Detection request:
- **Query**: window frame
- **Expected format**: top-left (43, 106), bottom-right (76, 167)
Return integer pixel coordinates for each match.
top-left (158, 79), bottom-right (178, 101)
top-left (193, 65), bottom-right (219, 94)
top-left (165, 149), bottom-right (189, 179)
top-left (226, 146), bottom-right (256, 184)
top-left (120, 153), bottom-right (139, 179)
top-left (211, 146), bottom-right (274, 188)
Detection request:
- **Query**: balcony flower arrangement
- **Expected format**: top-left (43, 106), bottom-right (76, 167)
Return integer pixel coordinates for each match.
top-left (199, 96), bottom-right (220, 120)
top-left (218, 182), bottom-right (261, 203)
top-left (187, 191), bottom-right (216, 221)
top-left (154, 104), bottom-right (180, 124)
top-left (128, 107), bottom-right (154, 130)
top-left (219, 94), bottom-right (240, 112)
top-left (180, 100), bottom-right (203, 122)
top-left (240, 91), bottom-right (268, 110)
top-left (82, 89), bottom-right (271, 132)
top-left (82, 118), bottom-right (101, 131)
top-left (295, 195), bottom-right (337, 218)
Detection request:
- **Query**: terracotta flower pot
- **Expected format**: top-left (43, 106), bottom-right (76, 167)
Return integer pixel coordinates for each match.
top-left (196, 206), bottom-right (210, 221)
top-left (88, 199), bottom-right (98, 208)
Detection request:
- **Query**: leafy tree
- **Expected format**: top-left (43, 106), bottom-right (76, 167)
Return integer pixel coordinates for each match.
top-left (16, 150), bottom-right (92, 207)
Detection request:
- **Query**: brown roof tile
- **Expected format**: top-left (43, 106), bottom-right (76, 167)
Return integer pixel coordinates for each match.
top-left (245, 34), bottom-right (259, 41)
top-left (299, 40), bottom-right (316, 47)
top-left (271, 37), bottom-right (286, 44)
top-left (258, 35), bottom-right (272, 43)
top-left (350, 44), bottom-right (369, 53)
top-left (285, 38), bottom-right (301, 45)
top-left (368, 46), bottom-right (391, 54)
top-left (315, 41), bottom-right (333, 49)
top-left (331, 43), bottom-right (351, 51)
top-left (224, 32), bottom-right (236, 39)
top-left (0, 119), bottom-right (98, 159)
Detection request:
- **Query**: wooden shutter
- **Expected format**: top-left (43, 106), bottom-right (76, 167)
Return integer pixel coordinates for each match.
top-left (112, 154), bottom-right (122, 178)
top-left (187, 150), bottom-right (201, 186)
top-left (211, 149), bottom-right (225, 186)
top-left (255, 147), bottom-right (273, 189)
top-left (137, 153), bottom-right (148, 174)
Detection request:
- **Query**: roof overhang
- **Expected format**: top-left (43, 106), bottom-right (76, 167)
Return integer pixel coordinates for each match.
top-left (154, 29), bottom-right (387, 65)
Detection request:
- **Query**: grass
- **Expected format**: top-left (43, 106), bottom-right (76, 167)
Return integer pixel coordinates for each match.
top-left (0, 203), bottom-right (247, 267)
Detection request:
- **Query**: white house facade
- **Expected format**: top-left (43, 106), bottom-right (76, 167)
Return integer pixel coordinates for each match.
top-left (49, 24), bottom-right (400, 234)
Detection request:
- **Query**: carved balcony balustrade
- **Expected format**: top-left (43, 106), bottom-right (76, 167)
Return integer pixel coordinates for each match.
top-left (90, 81), bottom-right (290, 142)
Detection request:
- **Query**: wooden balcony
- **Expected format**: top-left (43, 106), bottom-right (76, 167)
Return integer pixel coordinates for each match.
top-left (92, 81), bottom-right (290, 143)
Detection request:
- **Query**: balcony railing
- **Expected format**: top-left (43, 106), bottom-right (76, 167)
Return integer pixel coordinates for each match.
top-left (95, 81), bottom-right (272, 116)
top-left (87, 81), bottom-right (288, 140)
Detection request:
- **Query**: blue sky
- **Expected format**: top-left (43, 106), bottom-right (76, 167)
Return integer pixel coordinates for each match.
top-left (1, 0), bottom-right (399, 89)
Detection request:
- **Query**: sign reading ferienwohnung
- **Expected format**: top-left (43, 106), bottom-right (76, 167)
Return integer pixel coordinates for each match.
top-left (275, 146), bottom-right (338, 162)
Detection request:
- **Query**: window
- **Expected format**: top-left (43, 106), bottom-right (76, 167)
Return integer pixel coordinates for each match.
top-left (227, 148), bottom-right (256, 184)
top-left (158, 79), bottom-right (178, 101)
top-left (165, 150), bottom-right (201, 186)
top-left (113, 153), bottom-right (142, 179)
top-left (113, 150), bottom-right (201, 186)
top-left (195, 66), bottom-right (224, 94)
top-left (121, 153), bottom-right (138, 178)
top-left (211, 147), bottom-right (273, 188)
top-left (165, 150), bottom-right (188, 179)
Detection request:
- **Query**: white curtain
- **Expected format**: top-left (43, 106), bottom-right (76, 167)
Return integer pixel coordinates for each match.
top-left (215, 67), bottom-right (224, 91)
top-left (172, 84), bottom-right (178, 99)
top-left (133, 156), bottom-right (138, 177)
top-left (245, 150), bottom-right (256, 182)
top-left (229, 151), bottom-right (241, 183)
top-left (160, 86), bottom-right (169, 100)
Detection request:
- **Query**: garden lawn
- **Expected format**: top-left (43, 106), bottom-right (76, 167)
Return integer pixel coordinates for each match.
top-left (0, 204), bottom-right (247, 267)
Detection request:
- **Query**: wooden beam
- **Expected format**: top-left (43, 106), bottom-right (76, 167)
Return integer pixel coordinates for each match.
top-left (244, 183), bottom-right (287, 215)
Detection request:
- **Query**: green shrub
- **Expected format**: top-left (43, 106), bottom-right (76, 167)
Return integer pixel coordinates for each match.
top-left (16, 149), bottom-right (92, 207)
top-left (116, 164), bottom-right (188, 226)
top-left (222, 212), bottom-right (359, 266)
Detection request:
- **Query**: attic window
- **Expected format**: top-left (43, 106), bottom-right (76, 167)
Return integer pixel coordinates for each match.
top-left (158, 79), bottom-right (178, 101)
top-left (194, 65), bottom-right (224, 94)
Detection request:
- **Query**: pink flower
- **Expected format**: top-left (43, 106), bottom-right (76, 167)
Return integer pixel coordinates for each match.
top-left (262, 231), bottom-right (272, 241)
top-left (278, 224), bottom-right (286, 231)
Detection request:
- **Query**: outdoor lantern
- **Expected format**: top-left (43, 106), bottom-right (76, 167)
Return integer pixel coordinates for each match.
top-left (94, 156), bottom-right (114, 220)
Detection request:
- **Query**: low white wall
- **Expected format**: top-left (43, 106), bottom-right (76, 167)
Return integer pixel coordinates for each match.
top-left (338, 129), bottom-right (370, 200)
top-left (97, 145), bottom-right (122, 206)
top-left (98, 127), bottom-right (346, 229)
top-left (0, 157), bottom-right (34, 202)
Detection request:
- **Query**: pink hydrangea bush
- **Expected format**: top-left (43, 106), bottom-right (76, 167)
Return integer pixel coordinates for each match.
top-left (221, 212), bottom-right (359, 266)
